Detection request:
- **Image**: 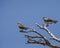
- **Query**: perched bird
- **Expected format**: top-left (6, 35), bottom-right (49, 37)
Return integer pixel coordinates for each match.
top-left (43, 17), bottom-right (58, 24)
top-left (17, 22), bottom-right (28, 30)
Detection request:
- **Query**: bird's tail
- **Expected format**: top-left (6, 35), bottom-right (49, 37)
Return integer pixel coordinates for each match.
top-left (53, 21), bottom-right (58, 24)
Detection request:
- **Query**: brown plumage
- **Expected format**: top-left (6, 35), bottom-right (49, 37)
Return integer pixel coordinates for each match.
top-left (17, 22), bottom-right (28, 30)
top-left (43, 17), bottom-right (58, 24)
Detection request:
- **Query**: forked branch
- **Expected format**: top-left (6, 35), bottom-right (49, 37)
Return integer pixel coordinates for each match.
top-left (36, 23), bottom-right (60, 42)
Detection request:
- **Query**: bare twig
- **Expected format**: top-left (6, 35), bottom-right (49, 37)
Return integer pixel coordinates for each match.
top-left (25, 35), bottom-right (41, 38)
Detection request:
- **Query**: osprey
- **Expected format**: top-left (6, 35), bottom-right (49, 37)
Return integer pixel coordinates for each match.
top-left (43, 17), bottom-right (58, 24)
top-left (17, 22), bottom-right (28, 30)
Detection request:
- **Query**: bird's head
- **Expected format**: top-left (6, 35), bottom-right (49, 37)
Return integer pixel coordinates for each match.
top-left (43, 17), bottom-right (46, 18)
top-left (17, 22), bottom-right (22, 24)
top-left (17, 22), bottom-right (20, 24)
top-left (17, 22), bottom-right (23, 26)
top-left (43, 17), bottom-right (47, 20)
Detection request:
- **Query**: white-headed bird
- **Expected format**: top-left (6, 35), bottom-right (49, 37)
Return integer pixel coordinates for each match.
top-left (17, 22), bottom-right (28, 31)
top-left (43, 17), bottom-right (58, 24)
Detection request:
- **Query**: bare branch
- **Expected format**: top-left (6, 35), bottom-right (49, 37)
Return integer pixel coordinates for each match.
top-left (36, 23), bottom-right (60, 42)
top-left (25, 35), bottom-right (41, 38)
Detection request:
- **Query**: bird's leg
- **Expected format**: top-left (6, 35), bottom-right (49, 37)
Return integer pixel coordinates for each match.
top-left (19, 29), bottom-right (24, 32)
top-left (44, 23), bottom-right (49, 27)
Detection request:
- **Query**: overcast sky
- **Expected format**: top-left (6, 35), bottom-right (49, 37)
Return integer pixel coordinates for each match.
top-left (0, 0), bottom-right (60, 48)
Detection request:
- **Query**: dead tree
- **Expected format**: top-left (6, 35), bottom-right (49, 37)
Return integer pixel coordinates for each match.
top-left (18, 17), bottom-right (60, 48)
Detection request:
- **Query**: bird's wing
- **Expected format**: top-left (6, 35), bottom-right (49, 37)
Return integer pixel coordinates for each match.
top-left (43, 17), bottom-right (53, 21)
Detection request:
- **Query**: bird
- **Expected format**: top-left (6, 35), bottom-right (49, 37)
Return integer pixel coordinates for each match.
top-left (17, 22), bottom-right (28, 31)
top-left (43, 17), bottom-right (58, 24)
